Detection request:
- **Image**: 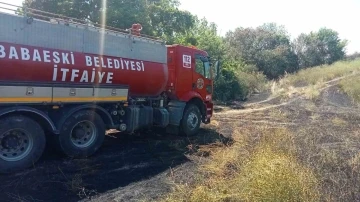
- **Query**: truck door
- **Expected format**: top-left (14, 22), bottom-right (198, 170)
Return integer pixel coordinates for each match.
top-left (193, 53), bottom-right (212, 101)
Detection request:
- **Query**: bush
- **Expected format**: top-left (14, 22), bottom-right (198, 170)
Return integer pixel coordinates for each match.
top-left (214, 67), bottom-right (267, 102)
top-left (214, 68), bottom-right (245, 101)
top-left (237, 71), bottom-right (267, 96)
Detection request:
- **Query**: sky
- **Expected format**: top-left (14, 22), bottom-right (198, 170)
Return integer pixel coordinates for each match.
top-left (179, 0), bottom-right (360, 54)
top-left (1, 0), bottom-right (359, 54)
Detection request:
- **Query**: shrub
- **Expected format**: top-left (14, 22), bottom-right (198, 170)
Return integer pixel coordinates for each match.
top-left (213, 68), bottom-right (245, 102)
top-left (214, 68), bottom-right (267, 102)
top-left (213, 58), bottom-right (267, 102)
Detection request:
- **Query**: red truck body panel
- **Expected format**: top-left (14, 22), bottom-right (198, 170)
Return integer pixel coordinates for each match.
top-left (0, 42), bottom-right (168, 97)
top-left (0, 42), bottom-right (213, 103)
top-left (166, 45), bottom-right (213, 102)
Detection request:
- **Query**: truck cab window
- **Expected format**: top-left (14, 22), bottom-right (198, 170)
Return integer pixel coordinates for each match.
top-left (195, 54), bottom-right (211, 79)
top-left (195, 58), bottom-right (205, 76)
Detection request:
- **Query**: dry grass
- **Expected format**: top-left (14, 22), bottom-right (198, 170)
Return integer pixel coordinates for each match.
top-left (267, 108), bottom-right (289, 121)
top-left (271, 59), bottom-right (360, 99)
top-left (281, 59), bottom-right (360, 86)
top-left (339, 74), bottom-right (360, 103)
top-left (162, 127), bottom-right (320, 202)
top-left (161, 59), bottom-right (360, 202)
top-left (331, 117), bottom-right (348, 127)
top-left (303, 84), bottom-right (322, 100)
top-left (293, 125), bottom-right (360, 201)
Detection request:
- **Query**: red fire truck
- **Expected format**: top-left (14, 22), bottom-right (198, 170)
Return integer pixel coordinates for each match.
top-left (0, 3), bottom-right (219, 173)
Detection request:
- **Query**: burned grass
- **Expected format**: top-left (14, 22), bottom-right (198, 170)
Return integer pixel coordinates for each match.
top-left (0, 126), bottom-right (229, 202)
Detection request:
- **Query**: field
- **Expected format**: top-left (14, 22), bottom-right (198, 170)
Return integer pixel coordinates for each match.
top-left (1, 59), bottom-right (360, 202)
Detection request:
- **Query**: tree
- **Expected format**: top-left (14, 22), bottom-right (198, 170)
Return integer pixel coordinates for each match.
top-left (146, 1), bottom-right (195, 40)
top-left (225, 23), bottom-right (299, 79)
top-left (172, 17), bottom-right (225, 60)
top-left (22, 0), bottom-right (99, 21)
top-left (22, 0), bottom-right (195, 40)
top-left (293, 28), bottom-right (347, 68)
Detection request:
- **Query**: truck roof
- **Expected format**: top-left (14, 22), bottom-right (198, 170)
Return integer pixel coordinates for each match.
top-left (166, 44), bottom-right (209, 56)
top-left (0, 1), bottom-right (164, 43)
top-left (0, 2), bottom-right (167, 64)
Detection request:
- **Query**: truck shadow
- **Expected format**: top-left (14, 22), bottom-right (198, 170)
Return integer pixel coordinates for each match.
top-left (0, 127), bottom-right (231, 202)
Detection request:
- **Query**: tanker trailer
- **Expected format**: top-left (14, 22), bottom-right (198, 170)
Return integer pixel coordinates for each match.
top-left (0, 3), bottom-right (217, 173)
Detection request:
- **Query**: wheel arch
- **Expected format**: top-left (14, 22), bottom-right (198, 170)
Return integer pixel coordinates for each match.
top-left (0, 106), bottom-right (57, 133)
top-left (187, 97), bottom-right (206, 119)
top-left (57, 104), bottom-right (115, 131)
top-left (179, 91), bottom-right (206, 120)
top-left (179, 91), bottom-right (202, 103)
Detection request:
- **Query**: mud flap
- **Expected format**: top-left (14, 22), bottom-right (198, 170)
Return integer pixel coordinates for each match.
top-left (203, 102), bottom-right (213, 124)
top-left (167, 101), bottom-right (186, 126)
top-left (166, 101), bottom-right (186, 134)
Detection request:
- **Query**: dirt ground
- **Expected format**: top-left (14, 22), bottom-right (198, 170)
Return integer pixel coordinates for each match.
top-left (1, 83), bottom-right (360, 202)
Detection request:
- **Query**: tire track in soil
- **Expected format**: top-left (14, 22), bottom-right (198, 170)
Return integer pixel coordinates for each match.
top-left (217, 73), bottom-right (359, 117)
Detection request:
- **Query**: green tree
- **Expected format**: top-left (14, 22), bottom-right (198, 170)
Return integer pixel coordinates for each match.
top-left (225, 23), bottom-right (299, 79)
top-left (22, 0), bottom-right (100, 21)
top-left (22, 0), bottom-right (195, 39)
top-left (172, 17), bottom-right (225, 60)
top-left (293, 28), bottom-right (347, 68)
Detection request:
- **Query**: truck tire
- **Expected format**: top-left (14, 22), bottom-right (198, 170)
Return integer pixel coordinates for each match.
top-left (57, 110), bottom-right (105, 158)
top-left (0, 116), bottom-right (46, 173)
top-left (180, 104), bottom-right (201, 137)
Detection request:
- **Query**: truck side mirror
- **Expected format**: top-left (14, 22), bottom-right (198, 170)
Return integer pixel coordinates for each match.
top-left (214, 60), bottom-right (221, 80)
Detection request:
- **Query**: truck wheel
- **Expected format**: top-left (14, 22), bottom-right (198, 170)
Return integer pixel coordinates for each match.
top-left (57, 110), bottom-right (105, 158)
top-left (0, 116), bottom-right (46, 173)
top-left (180, 104), bottom-right (201, 137)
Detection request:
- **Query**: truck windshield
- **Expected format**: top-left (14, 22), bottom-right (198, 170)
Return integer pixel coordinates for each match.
top-left (195, 54), bottom-right (212, 79)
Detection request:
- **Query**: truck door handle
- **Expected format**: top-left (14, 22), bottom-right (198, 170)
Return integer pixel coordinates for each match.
top-left (192, 83), bottom-right (196, 89)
